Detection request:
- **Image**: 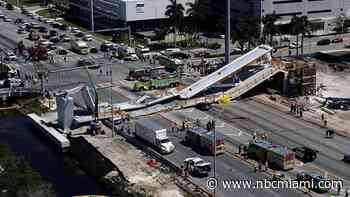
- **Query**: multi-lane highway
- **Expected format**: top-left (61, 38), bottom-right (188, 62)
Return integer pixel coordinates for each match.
top-left (1, 4), bottom-right (350, 197)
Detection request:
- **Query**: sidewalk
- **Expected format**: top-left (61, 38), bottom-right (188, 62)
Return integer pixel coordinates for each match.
top-left (252, 94), bottom-right (350, 137)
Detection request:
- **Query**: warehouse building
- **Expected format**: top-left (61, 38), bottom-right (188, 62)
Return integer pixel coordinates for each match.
top-left (228, 0), bottom-right (350, 33)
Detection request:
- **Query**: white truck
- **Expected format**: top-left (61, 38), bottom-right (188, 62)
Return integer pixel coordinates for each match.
top-left (134, 118), bottom-right (175, 154)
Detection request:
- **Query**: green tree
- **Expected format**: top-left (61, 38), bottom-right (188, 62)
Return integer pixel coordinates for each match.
top-left (0, 144), bottom-right (55, 197)
top-left (290, 15), bottom-right (310, 56)
top-left (6, 3), bottom-right (14, 10)
top-left (232, 16), bottom-right (260, 52)
top-left (334, 14), bottom-right (347, 34)
top-left (186, 0), bottom-right (211, 33)
top-left (48, 0), bottom-right (69, 17)
top-left (262, 12), bottom-right (281, 46)
top-left (165, 0), bottom-right (185, 32)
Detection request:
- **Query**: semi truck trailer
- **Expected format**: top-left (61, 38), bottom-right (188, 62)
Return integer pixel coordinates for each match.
top-left (134, 118), bottom-right (175, 154)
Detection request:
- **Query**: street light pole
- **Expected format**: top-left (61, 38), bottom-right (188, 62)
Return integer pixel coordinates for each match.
top-left (212, 120), bottom-right (216, 197)
top-left (90, 0), bottom-right (95, 32)
top-left (224, 0), bottom-right (230, 64)
top-left (110, 63), bottom-right (114, 137)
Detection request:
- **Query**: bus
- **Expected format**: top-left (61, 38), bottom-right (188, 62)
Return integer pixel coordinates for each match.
top-left (157, 55), bottom-right (183, 72)
top-left (247, 139), bottom-right (295, 170)
top-left (71, 40), bottom-right (89, 55)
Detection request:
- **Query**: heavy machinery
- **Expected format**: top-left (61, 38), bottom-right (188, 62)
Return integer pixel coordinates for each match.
top-left (183, 157), bottom-right (211, 177)
top-left (133, 75), bottom-right (180, 91)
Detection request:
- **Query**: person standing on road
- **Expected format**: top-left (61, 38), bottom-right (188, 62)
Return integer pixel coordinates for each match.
top-left (64, 55), bottom-right (67, 63)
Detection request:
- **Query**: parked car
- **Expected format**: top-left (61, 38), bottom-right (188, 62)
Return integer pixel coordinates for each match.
top-left (331, 38), bottom-right (343, 43)
top-left (49, 30), bottom-right (58, 37)
top-left (0, 13), bottom-right (4, 18)
top-left (83, 34), bottom-right (93, 41)
top-left (124, 54), bottom-right (139, 61)
top-left (4, 52), bottom-right (17, 61)
top-left (292, 146), bottom-right (318, 162)
top-left (50, 36), bottom-right (61, 43)
top-left (90, 47), bottom-right (98, 53)
top-left (39, 26), bottom-right (48, 33)
top-left (71, 27), bottom-right (80, 33)
top-left (51, 22), bottom-right (61, 28)
top-left (59, 24), bottom-right (69, 31)
top-left (296, 172), bottom-right (329, 193)
top-left (3, 78), bottom-right (24, 88)
top-left (75, 32), bottom-right (85, 38)
top-left (17, 28), bottom-right (25, 34)
top-left (30, 22), bottom-right (40, 29)
top-left (317, 39), bottom-right (331, 46)
top-left (14, 18), bottom-right (23, 24)
top-left (77, 59), bottom-right (100, 69)
top-left (62, 35), bottom-right (71, 42)
top-left (3, 17), bottom-right (12, 22)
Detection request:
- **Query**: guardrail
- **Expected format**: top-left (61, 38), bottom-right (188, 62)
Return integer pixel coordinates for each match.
top-left (225, 65), bottom-right (282, 99)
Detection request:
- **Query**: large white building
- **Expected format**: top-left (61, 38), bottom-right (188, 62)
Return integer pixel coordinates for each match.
top-left (69, 0), bottom-right (194, 30)
top-left (230, 0), bottom-right (350, 32)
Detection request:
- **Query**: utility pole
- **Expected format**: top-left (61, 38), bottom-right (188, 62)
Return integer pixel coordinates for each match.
top-left (212, 120), bottom-right (217, 197)
top-left (90, 0), bottom-right (94, 32)
top-left (224, 0), bottom-right (230, 64)
top-left (110, 64), bottom-right (114, 137)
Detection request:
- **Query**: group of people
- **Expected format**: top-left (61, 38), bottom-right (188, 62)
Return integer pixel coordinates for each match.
top-left (290, 103), bottom-right (303, 117)
top-left (140, 55), bottom-right (156, 64)
top-left (99, 68), bottom-right (112, 76)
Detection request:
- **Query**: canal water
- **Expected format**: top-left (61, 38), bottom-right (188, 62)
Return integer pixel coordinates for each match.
top-left (0, 115), bottom-right (110, 197)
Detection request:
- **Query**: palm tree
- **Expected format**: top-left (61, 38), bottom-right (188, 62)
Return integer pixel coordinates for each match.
top-left (165, 0), bottom-right (185, 33)
top-left (299, 16), bottom-right (310, 56)
top-left (290, 15), bottom-right (302, 56)
top-left (290, 15), bottom-right (310, 56)
top-left (186, 0), bottom-right (211, 34)
top-left (262, 12), bottom-right (281, 47)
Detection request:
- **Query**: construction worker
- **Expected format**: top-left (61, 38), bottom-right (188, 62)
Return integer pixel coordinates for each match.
top-left (345, 189), bottom-right (348, 197)
top-left (253, 131), bottom-right (257, 141)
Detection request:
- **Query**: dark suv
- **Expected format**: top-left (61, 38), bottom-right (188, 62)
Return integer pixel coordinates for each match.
top-left (317, 39), bottom-right (331, 46)
top-left (292, 146), bottom-right (318, 162)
